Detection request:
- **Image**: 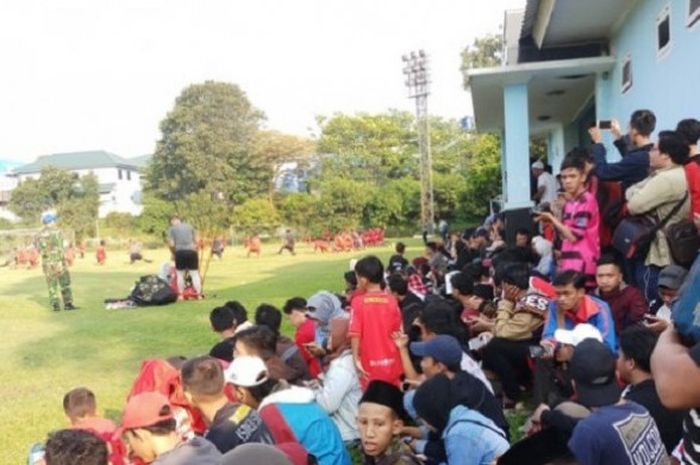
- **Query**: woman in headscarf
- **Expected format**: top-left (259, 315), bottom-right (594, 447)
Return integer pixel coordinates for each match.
top-left (312, 318), bottom-right (362, 444)
top-left (305, 291), bottom-right (346, 348)
top-left (411, 374), bottom-right (509, 465)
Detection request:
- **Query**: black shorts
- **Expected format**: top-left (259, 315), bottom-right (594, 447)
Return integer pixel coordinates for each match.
top-left (174, 250), bottom-right (199, 270)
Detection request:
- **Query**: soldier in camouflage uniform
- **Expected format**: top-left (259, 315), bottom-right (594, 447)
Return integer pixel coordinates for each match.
top-left (37, 211), bottom-right (76, 311)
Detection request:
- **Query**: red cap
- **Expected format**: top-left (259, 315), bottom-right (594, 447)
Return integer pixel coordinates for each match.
top-left (120, 392), bottom-right (174, 431)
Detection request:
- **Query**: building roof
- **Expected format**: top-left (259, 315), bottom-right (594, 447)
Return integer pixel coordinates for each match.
top-left (128, 154), bottom-right (152, 169)
top-left (521, 0), bottom-right (635, 48)
top-left (13, 150), bottom-right (139, 175)
top-left (0, 159), bottom-right (23, 174)
top-left (468, 56), bottom-right (615, 132)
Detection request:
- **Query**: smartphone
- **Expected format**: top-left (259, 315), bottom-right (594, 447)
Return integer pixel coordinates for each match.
top-left (598, 120), bottom-right (612, 130)
top-left (528, 345), bottom-right (546, 359)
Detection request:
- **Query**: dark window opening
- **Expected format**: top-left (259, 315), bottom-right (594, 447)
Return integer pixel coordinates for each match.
top-left (658, 14), bottom-right (671, 52)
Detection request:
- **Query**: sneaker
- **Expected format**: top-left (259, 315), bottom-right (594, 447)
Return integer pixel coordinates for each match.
top-left (52, 305), bottom-right (61, 312)
top-left (64, 303), bottom-right (78, 311)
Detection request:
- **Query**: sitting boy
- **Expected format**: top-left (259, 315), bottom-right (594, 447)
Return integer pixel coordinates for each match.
top-left (209, 302), bottom-right (252, 362)
top-left (44, 429), bottom-right (108, 465)
top-left (357, 380), bottom-right (421, 465)
top-left (120, 391), bottom-right (221, 465)
top-left (181, 356), bottom-right (272, 453)
top-left (63, 387), bottom-right (116, 435)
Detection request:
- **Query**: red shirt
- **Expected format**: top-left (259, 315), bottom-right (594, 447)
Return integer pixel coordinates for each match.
top-left (295, 319), bottom-right (321, 378)
top-left (685, 157), bottom-right (700, 227)
top-left (349, 290), bottom-right (403, 389)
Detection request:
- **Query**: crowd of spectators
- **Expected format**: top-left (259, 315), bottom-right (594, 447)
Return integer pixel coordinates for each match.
top-left (33, 111), bottom-right (700, 465)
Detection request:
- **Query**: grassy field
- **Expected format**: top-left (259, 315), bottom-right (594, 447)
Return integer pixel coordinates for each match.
top-left (1, 240), bottom-right (413, 465)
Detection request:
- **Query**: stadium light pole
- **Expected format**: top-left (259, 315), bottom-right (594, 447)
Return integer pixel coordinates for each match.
top-left (402, 49), bottom-right (435, 234)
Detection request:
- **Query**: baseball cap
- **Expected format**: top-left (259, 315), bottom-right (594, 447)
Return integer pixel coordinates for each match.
top-left (569, 339), bottom-right (620, 408)
top-left (224, 356), bottom-right (269, 387)
top-left (554, 323), bottom-right (603, 346)
top-left (658, 265), bottom-right (688, 291)
top-left (531, 160), bottom-right (544, 170)
top-left (410, 334), bottom-right (463, 367)
top-left (120, 392), bottom-right (174, 431)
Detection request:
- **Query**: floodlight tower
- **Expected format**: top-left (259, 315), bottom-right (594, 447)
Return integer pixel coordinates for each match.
top-left (402, 50), bottom-right (434, 233)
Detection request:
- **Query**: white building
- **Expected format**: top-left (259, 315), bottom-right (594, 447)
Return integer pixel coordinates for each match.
top-left (12, 150), bottom-right (149, 218)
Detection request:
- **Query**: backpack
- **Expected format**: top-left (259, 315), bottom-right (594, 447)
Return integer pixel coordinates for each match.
top-left (130, 275), bottom-right (177, 306)
top-left (666, 219), bottom-right (700, 268)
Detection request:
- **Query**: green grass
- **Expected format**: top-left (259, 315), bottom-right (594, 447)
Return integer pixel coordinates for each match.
top-left (1, 241), bottom-right (414, 465)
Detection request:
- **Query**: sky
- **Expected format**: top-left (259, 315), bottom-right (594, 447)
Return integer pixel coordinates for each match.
top-left (0, 0), bottom-right (525, 162)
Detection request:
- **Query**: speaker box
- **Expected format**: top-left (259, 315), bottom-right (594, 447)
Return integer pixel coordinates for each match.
top-left (503, 207), bottom-right (535, 245)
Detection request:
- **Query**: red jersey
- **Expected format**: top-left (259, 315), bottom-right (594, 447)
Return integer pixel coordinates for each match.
top-left (685, 157), bottom-right (700, 228)
top-left (349, 290), bottom-right (403, 389)
top-left (295, 319), bottom-right (321, 378)
top-left (96, 246), bottom-right (106, 264)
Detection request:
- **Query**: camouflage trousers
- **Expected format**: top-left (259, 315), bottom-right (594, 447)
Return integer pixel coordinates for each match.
top-left (43, 265), bottom-right (73, 310)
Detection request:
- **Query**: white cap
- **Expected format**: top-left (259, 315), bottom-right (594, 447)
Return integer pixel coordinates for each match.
top-left (531, 161), bottom-right (544, 170)
top-left (554, 323), bottom-right (603, 346)
top-left (224, 356), bottom-right (269, 387)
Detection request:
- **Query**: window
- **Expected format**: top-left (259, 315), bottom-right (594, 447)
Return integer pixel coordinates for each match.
top-left (127, 170), bottom-right (131, 181)
top-left (621, 55), bottom-right (633, 93)
top-left (657, 5), bottom-right (672, 57)
top-left (689, 0), bottom-right (700, 27)
top-left (118, 169), bottom-right (123, 180)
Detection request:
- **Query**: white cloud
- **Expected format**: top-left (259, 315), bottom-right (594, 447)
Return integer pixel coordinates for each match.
top-left (0, 0), bottom-right (524, 161)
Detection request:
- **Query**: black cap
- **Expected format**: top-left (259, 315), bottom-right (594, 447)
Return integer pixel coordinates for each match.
top-left (360, 380), bottom-right (407, 420)
top-left (569, 339), bottom-right (621, 408)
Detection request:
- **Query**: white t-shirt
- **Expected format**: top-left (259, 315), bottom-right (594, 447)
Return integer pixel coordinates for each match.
top-left (537, 172), bottom-right (558, 206)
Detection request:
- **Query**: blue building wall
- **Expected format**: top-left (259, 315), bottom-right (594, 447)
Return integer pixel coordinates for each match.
top-left (598, 0), bottom-right (700, 143)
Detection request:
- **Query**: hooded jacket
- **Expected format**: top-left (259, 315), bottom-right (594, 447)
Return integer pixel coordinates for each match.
top-left (152, 436), bottom-right (222, 465)
top-left (313, 350), bottom-right (362, 442)
top-left (258, 385), bottom-right (351, 465)
top-left (594, 283), bottom-right (647, 332)
top-left (542, 295), bottom-right (618, 353)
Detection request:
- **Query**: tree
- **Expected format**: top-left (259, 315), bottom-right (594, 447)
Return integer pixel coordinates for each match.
top-left (9, 167), bottom-right (99, 239)
top-left (232, 198), bottom-right (280, 234)
top-left (138, 192), bottom-right (176, 237)
top-left (252, 130), bottom-right (316, 198)
top-left (316, 111), bottom-right (417, 182)
top-left (279, 193), bottom-right (319, 232)
top-left (461, 134), bottom-right (502, 219)
top-left (460, 33), bottom-right (503, 89)
top-left (146, 81), bottom-right (266, 204)
top-left (317, 177), bottom-right (374, 231)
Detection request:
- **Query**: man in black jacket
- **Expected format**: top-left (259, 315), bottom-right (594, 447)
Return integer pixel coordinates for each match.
top-left (589, 109), bottom-right (656, 191)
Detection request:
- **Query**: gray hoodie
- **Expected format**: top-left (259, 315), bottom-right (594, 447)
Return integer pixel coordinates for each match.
top-left (153, 436), bottom-right (222, 465)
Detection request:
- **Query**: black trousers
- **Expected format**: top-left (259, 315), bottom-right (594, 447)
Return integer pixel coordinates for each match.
top-left (482, 337), bottom-right (533, 401)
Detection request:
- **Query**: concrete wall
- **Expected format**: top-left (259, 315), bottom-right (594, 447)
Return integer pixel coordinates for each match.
top-left (597, 0), bottom-right (700, 140)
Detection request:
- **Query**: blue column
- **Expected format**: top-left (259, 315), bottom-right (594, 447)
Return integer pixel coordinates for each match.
top-left (503, 83), bottom-right (533, 210)
top-left (595, 72), bottom-right (618, 161)
top-left (547, 124), bottom-right (565, 175)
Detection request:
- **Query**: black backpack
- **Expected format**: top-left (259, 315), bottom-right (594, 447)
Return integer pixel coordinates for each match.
top-left (130, 275), bottom-right (177, 306)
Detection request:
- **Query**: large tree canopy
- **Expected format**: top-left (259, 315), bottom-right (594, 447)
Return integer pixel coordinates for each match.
top-left (146, 81), bottom-right (266, 204)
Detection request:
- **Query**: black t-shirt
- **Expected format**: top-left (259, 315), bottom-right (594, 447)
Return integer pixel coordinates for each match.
top-left (623, 379), bottom-right (684, 453)
top-left (205, 402), bottom-right (273, 454)
top-left (683, 343), bottom-right (700, 464)
top-left (388, 254), bottom-right (409, 273)
top-left (209, 337), bottom-right (235, 362)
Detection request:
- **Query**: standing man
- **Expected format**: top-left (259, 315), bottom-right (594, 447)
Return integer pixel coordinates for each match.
top-left (278, 229), bottom-right (296, 256)
top-left (532, 161), bottom-right (558, 207)
top-left (167, 215), bottom-right (202, 300)
top-left (37, 211), bottom-right (76, 312)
